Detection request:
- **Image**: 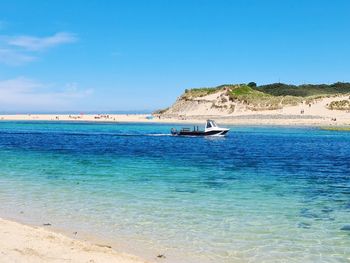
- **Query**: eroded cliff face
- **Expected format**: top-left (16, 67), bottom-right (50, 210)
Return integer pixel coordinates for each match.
top-left (160, 87), bottom-right (248, 116)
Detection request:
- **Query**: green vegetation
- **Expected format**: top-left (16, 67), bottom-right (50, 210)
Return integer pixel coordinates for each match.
top-left (328, 99), bottom-right (350, 110)
top-left (230, 85), bottom-right (257, 96)
top-left (255, 82), bottom-right (350, 97)
top-left (182, 84), bottom-right (246, 99)
top-left (247, 82), bottom-right (257, 88)
top-left (227, 85), bottom-right (301, 110)
top-left (320, 126), bottom-right (350, 132)
top-left (153, 107), bottom-right (169, 114)
top-left (182, 87), bottom-right (222, 99)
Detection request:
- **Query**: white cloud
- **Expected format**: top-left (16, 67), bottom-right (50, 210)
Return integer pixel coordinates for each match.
top-left (0, 77), bottom-right (92, 110)
top-left (7, 32), bottom-right (77, 51)
top-left (0, 32), bottom-right (78, 65)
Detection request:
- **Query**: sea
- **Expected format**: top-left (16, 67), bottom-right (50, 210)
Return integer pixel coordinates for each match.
top-left (0, 121), bottom-right (349, 263)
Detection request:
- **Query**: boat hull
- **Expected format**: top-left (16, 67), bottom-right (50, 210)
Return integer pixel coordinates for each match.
top-left (174, 129), bottom-right (229, 137)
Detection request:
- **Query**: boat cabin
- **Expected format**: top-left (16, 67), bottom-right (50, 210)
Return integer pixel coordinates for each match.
top-left (206, 120), bottom-right (218, 129)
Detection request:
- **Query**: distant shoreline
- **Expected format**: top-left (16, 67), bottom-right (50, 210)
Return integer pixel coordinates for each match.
top-left (0, 113), bottom-right (349, 127)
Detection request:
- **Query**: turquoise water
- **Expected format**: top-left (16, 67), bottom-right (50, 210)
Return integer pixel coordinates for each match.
top-left (0, 121), bottom-right (349, 262)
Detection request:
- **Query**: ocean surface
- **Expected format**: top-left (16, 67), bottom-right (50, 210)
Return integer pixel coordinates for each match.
top-left (0, 121), bottom-right (349, 263)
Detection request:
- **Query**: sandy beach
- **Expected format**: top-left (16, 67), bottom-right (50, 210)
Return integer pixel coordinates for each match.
top-left (0, 113), bottom-right (348, 126)
top-left (0, 218), bottom-right (150, 263)
top-left (0, 95), bottom-right (350, 127)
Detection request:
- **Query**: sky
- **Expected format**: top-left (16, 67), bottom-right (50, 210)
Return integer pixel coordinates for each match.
top-left (0, 0), bottom-right (349, 112)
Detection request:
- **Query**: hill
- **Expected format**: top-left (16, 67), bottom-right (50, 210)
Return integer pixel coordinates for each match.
top-left (157, 82), bottom-right (350, 116)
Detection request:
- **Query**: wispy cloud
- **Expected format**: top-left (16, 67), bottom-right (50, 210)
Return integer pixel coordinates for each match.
top-left (0, 32), bottom-right (78, 65)
top-left (0, 77), bottom-right (92, 110)
top-left (0, 48), bottom-right (36, 65)
top-left (7, 32), bottom-right (77, 51)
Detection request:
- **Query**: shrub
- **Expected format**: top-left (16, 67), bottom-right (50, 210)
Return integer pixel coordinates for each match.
top-left (247, 82), bottom-right (257, 88)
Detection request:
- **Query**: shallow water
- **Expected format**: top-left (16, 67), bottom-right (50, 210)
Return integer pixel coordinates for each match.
top-left (0, 121), bottom-right (349, 262)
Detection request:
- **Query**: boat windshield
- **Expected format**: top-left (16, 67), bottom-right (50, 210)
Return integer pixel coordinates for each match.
top-left (206, 120), bottom-right (217, 128)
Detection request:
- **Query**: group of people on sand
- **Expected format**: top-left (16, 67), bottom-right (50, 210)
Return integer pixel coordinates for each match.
top-left (68, 115), bottom-right (82, 120)
top-left (94, 114), bottom-right (111, 120)
top-left (300, 103), bottom-right (313, 115)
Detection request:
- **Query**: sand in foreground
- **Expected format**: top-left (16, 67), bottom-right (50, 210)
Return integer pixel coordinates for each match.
top-left (0, 218), bottom-right (149, 263)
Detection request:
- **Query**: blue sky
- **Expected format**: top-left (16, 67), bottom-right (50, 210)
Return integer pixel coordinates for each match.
top-left (0, 0), bottom-right (349, 112)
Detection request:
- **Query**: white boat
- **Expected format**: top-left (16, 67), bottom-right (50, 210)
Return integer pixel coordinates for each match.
top-left (171, 120), bottom-right (229, 136)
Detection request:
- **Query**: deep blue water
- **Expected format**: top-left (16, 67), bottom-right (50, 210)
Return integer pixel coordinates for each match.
top-left (0, 121), bottom-right (349, 262)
